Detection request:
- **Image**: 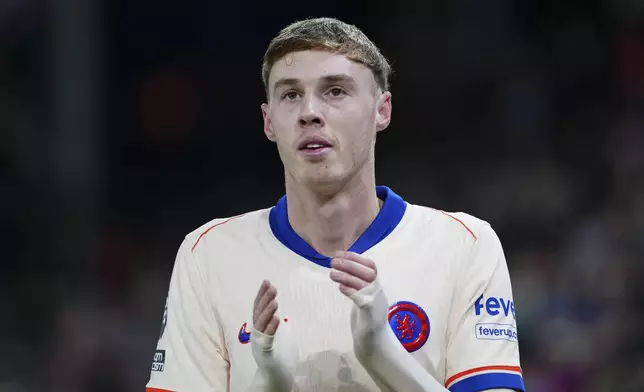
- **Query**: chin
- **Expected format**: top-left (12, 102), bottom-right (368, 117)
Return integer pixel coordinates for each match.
top-left (300, 167), bottom-right (348, 191)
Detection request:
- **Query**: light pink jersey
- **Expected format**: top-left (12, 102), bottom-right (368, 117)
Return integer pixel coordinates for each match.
top-left (146, 187), bottom-right (525, 392)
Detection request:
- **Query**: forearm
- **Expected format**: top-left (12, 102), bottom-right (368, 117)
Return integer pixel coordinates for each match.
top-left (355, 328), bottom-right (449, 392)
top-left (350, 281), bottom-right (449, 392)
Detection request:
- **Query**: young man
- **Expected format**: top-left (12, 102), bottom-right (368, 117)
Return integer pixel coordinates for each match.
top-left (146, 18), bottom-right (525, 392)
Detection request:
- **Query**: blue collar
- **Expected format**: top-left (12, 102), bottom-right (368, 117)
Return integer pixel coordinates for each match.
top-left (269, 186), bottom-right (407, 268)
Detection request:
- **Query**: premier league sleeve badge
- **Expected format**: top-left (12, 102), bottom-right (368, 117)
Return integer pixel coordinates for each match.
top-left (159, 297), bottom-right (168, 340)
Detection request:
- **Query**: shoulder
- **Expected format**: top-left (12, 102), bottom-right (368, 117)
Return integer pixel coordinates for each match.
top-left (185, 208), bottom-right (271, 253)
top-left (407, 205), bottom-right (507, 279)
top-left (406, 203), bottom-right (495, 242)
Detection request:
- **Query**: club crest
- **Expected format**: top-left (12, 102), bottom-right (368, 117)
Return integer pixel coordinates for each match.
top-left (388, 301), bottom-right (430, 352)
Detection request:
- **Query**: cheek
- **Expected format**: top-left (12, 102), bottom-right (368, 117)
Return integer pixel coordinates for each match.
top-left (273, 132), bottom-right (293, 157)
top-left (343, 109), bottom-right (376, 142)
top-left (269, 111), bottom-right (295, 139)
top-left (270, 119), bottom-right (299, 156)
top-left (334, 104), bottom-right (372, 128)
top-left (353, 112), bottom-right (377, 158)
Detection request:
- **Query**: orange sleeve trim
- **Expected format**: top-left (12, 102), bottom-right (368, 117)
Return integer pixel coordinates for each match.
top-left (191, 214), bottom-right (245, 252)
top-left (146, 388), bottom-right (176, 392)
top-left (445, 365), bottom-right (522, 386)
top-left (440, 211), bottom-right (477, 240)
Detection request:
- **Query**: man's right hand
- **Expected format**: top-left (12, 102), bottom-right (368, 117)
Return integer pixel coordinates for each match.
top-left (246, 280), bottom-right (295, 392)
top-left (253, 280), bottom-right (280, 335)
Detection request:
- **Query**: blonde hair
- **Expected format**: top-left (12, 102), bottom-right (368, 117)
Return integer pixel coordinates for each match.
top-left (262, 17), bottom-right (391, 96)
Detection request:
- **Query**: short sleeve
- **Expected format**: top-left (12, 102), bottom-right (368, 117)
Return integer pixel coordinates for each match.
top-left (146, 238), bottom-right (230, 392)
top-left (445, 221), bottom-right (525, 392)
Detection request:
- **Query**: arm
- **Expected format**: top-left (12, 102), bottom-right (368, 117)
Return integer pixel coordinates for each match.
top-left (350, 285), bottom-right (517, 392)
top-left (349, 278), bottom-right (451, 392)
top-left (443, 218), bottom-right (525, 392)
top-left (146, 238), bottom-right (229, 392)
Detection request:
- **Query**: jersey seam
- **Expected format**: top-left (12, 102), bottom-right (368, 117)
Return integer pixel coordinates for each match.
top-left (191, 214), bottom-right (246, 252)
top-left (439, 211), bottom-right (478, 241)
top-left (189, 241), bottom-right (231, 365)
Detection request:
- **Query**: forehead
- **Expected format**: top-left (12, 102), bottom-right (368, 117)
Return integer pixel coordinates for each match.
top-left (269, 50), bottom-right (375, 89)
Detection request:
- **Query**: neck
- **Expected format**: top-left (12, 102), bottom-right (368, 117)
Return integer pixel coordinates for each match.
top-left (285, 168), bottom-right (381, 257)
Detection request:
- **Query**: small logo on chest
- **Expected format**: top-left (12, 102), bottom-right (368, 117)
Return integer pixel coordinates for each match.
top-left (388, 301), bottom-right (430, 352)
top-left (238, 322), bottom-right (251, 344)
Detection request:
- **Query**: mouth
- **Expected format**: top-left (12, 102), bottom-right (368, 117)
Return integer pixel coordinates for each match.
top-left (297, 138), bottom-right (333, 158)
top-left (300, 143), bottom-right (330, 150)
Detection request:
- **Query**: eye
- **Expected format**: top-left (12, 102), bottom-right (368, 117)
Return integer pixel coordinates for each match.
top-left (281, 90), bottom-right (300, 101)
top-left (328, 87), bottom-right (346, 97)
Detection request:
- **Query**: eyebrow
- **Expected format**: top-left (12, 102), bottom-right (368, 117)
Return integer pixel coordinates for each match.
top-left (272, 74), bottom-right (358, 92)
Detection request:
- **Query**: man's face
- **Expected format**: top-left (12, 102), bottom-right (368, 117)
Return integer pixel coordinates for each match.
top-left (261, 50), bottom-right (391, 189)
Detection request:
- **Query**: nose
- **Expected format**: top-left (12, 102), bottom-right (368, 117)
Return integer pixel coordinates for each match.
top-left (298, 95), bottom-right (324, 128)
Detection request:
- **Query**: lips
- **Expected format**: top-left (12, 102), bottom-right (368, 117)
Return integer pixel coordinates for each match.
top-left (298, 136), bottom-right (333, 150)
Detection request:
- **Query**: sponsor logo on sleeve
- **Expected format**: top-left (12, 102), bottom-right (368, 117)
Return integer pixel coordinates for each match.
top-left (474, 295), bottom-right (515, 322)
top-left (475, 323), bottom-right (518, 342)
top-left (151, 349), bottom-right (165, 372)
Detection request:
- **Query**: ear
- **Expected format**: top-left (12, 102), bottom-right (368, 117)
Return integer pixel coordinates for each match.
top-left (261, 103), bottom-right (276, 142)
top-left (375, 91), bottom-right (392, 132)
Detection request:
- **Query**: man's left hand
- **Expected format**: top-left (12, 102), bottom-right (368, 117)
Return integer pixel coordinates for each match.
top-left (329, 251), bottom-right (377, 297)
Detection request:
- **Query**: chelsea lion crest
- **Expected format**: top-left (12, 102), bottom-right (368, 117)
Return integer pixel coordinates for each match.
top-left (388, 301), bottom-right (430, 352)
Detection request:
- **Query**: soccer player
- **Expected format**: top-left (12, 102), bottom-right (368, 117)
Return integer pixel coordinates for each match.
top-left (146, 17), bottom-right (525, 392)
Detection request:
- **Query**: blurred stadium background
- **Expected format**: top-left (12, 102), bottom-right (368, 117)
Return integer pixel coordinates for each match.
top-left (1, 0), bottom-right (644, 391)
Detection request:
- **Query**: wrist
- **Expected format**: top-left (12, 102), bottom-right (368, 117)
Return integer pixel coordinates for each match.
top-left (349, 278), bottom-right (384, 308)
top-left (250, 327), bottom-right (276, 352)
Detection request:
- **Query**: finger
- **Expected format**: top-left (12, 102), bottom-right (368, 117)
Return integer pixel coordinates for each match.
top-left (330, 257), bottom-right (377, 283)
top-left (264, 315), bottom-right (280, 336)
top-left (255, 299), bottom-right (278, 333)
top-left (335, 251), bottom-right (378, 273)
top-left (253, 286), bottom-right (277, 324)
top-left (329, 269), bottom-right (369, 291)
top-left (338, 283), bottom-right (357, 298)
top-left (253, 280), bottom-right (271, 310)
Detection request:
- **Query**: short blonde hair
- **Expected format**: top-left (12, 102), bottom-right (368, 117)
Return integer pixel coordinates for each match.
top-left (262, 17), bottom-right (391, 96)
